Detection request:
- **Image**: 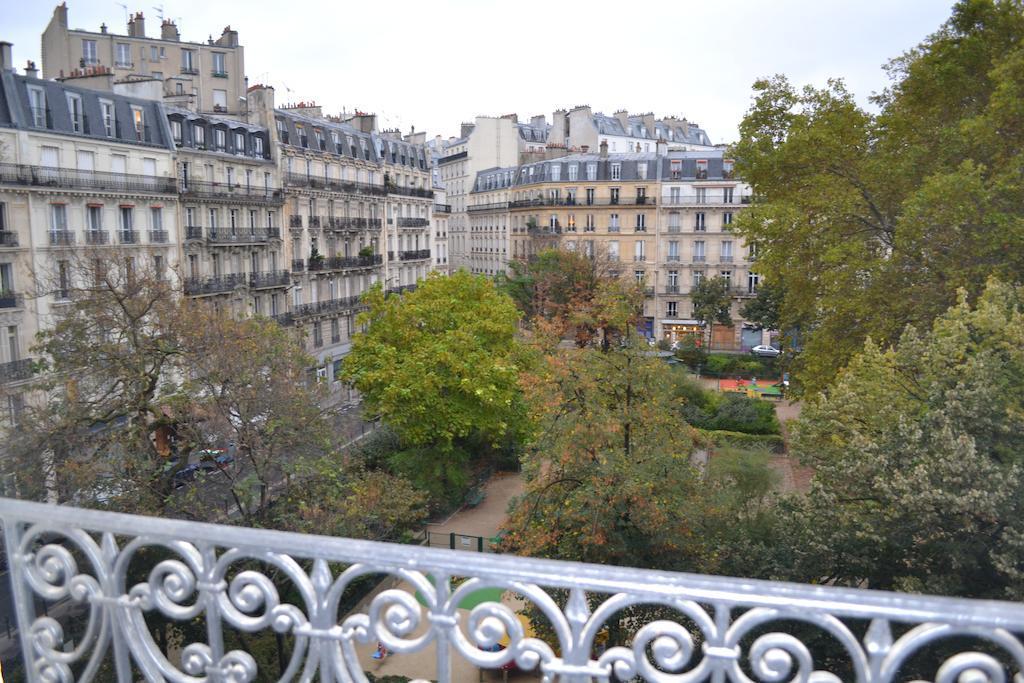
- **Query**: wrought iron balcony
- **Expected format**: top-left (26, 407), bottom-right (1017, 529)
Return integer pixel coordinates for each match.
top-left (292, 295), bottom-right (366, 318)
top-left (85, 230), bottom-right (109, 245)
top-left (183, 274), bottom-right (245, 296)
top-left (467, 202), bottom-right (508, 213)
top-left (49, 230), bottom-right (75, 246)
top-left (289, 215), bottom-right (303, 228)
top-left (510, 196), bottom-right (656, 209)
top-left (1, 496), bottom-right (1020, 683)
top-left (0, 230), bottom-right (18, 247)
top-left (206, 227), bottom-right (280, 244)
top-left (400, 249), bottom-right (431, 261)
top-left (0, 357), bottom-right (32, 382)
top-left (291, 258), bottom-right (305, 272)
top-left (118, 230), bottom-right (139, 244)
top-left (397, 217), bottom-right (429, 228)
top-left (149, 230), bottom-right (169, 244)
top-left (185, 225), bottom-right (204, 240)
top-left (271, 311), bottom-right (294, 327)
top-left (433, 203), bottom-right (452, 214)
top-left (306, 254), bottom-right (383, 272)
top-left (385, 183), bottom-right (434, 199)
top-left (387, 283), bottom-right (417, 295)
top-left (324, 217), bottom-right (382, 231)
top-left (180, 180), bottom-right (284, 205)
top-left (665, 285), bottom-right (680, 294)
top-left (0, 289), bottom-right (21, 308)
top-left (0, 163), bottom-right (176, 194)
top-left (249, 270), bottom-right (291, 289)
top-left (283, 172), bottom-right (387, 198)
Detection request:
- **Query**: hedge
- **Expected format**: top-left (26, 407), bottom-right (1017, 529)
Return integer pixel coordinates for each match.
top-left (699, 429), bottom-right (786, 454)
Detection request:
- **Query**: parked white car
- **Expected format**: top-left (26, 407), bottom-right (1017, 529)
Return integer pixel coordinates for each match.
top-left (751, 345), bottom-right (782, 358)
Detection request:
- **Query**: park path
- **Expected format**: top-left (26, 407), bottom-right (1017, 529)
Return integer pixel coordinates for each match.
top-left (769, 400), bottom-right (814, 493)
top-left (347, 472), bottom-right (531, 682)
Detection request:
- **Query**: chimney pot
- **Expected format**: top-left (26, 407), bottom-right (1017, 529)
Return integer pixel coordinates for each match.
top-left (599, 140), bottom-right (608, 159)
top-left (0, 42), bottom-right (12, 73)
top-left (24, 60), bottom-right (38, 78)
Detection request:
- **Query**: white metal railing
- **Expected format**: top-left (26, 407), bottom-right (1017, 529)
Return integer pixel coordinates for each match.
top-left (1, 496), bottom-right (1023, 682)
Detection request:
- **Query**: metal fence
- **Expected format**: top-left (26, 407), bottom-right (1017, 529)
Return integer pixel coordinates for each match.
top-left (1, 497), bottom-right (1023, 682)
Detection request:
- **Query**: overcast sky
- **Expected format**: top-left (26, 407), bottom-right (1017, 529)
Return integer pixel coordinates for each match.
top-left (2, 1), bottom-right (955, 143)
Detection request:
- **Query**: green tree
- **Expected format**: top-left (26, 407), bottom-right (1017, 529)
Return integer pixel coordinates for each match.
top-left (764, 279), bottom-right (1024, 599)
top-left (739, 279), bottom-right (784, 332)
top-left (690, 276), bottom-right (733, 349)
top-left (342, 271), bottom-right (529, 504)
top-left (733, 0), bottom-right (1024, 393)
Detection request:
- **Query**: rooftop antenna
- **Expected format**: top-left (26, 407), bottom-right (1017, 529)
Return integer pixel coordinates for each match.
top-left (116, 3), bottom-right (129, 24)
top-left (152, 4), bottom-right (164, 22)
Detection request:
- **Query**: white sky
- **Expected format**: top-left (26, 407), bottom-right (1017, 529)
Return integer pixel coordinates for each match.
top-left (1, 0), bottom-right (955, 144)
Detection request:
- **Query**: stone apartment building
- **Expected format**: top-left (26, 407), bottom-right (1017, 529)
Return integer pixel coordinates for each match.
top-left (168, 107), bottom-right (286, 319)
top-left (41, 3), bottom-right (246, 117)
top-left (467, 143), bottom-right (761, 347)
top-left (0, 59), bottom-right (179, 421)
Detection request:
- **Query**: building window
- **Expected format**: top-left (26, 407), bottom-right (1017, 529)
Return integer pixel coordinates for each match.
top-left (668, 240), bottom-right (679, 260)
top-left (82, 39), bottom-right (98, 65)
top-left (634, 269), bottom-right (645, 284)
top-left (610, 163), bottom-right (621, 181)
top-left (313, 321), bottom-right (323, 348)
top-left (150, 207), bottom-right (162, 231)
top-left (586, 163), bottom-right (597, 181)
top-left (50, 204), bottom-right (67, 232)
top-left (610, 213), bottom-right (620, 231)
top-left (131, 106), bottom-right (145, 141)
top-left (671, 160), bottom-right (682, 179)
top-left (695, 212), bottom-right (706, 231)
top-left (635, 214), bottom-right (646, 231)
top-left (194, 124), bottom-right (205, 147)
top-left (120, 207), bottom-right (134, 237)
top-left (57, 260), bottom-right (70, 299)
top-left (171, 120), bottom-right (182, 143)
top-left (610, 188), bottom-right (620, 205)
top-left (585, 214), bottom-right (595, 232)
top-left (213, 90), bottom-right (227, 112)
top-left (638, 162), bottom-right (648, 180)
top-left (607, 241), bottom-right (619, 261)
top-left (693, 270), bottom-right (705, 287)
top-left (568, 164), bottom-right (578, 181)
top-left (116, 43), bottom-right (131, 68)
top-left (212, 52), bottom-right (227, 76)
top-left (254, 136), bottom-right (264, 156)
top-left (234, 131), bottom-right (245, 153)
top-left (667, 301), bottom-right (678, 317)
top-left (550, 164), bottom-right (561, 181)
top-left (668, 270), bottom-right (679, 288)
top-left (634, 240), bottom-right (645, 262)
top-left (693, 240), bottom-right (706, 262)
top-left (66, 94), bottom-right (83, 133)
top-left (100, 100), bottom-right (115, 137)
top-left (720, 270), bottom-right (732, 287)
top-left (28, 87), bottom-right (46, 128)
top-left (215, 129), bottom-right (226, 150)
top-left (696, 188), bottom-right (708, 204)
top-left (723, 187), bottom-right (734, 203)
top-left (87, 205), bottom-right (103, 232)
top-left (723, 212), bottom-right (733, 229)
top-left (154, 254), bottom-right (164, 279)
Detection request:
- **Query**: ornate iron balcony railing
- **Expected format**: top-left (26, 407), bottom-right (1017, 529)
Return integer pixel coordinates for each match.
top-left (1, 497), bottom-right (1023, 682)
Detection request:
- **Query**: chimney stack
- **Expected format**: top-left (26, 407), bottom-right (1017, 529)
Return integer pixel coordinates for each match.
top-left (614, 109), bottom-right (629, 133)
top-left (530, 114), bottom-right (545, 128)
top-left (0, 42), bottom-right (13, 73)
top-left (128, 12), bottom-right (145, 38)
top-left (599, 139), bottom-right (608, 159)
top-left (24, 60), bottom-right (38, 79)
top-left (161, 19), bottom-right (180, 41)
top-left (100, 23), bottom-right (108, 34)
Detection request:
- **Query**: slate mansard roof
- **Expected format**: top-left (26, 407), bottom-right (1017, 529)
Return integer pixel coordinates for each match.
top-left (273, 110), bottom-right (429, 171)
top-left (0, 71), bottom-right (173, 150)
top-left (591, 112), bottom-right (712, 146)
top-left (166, 106), bottom-right (273, 161)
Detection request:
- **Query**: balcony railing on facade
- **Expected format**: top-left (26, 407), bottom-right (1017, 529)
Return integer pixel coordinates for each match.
top-left (0, 357), bottom-right (32, 383)
top-left (292, 295), bottom-right (366, 318)
top-left (397, 217), bottom-right (429, 228)
top-left (48, 230), bottom-right (76, 246)
top-left (205, 227), bottom-right (280, 244)
top-left (306, 254), bottom-right (383, 272)
top-left (510, 196), bottom-right (656, 209)
top-left (1, 496), bottom-right (1021, 683)
top-left (662, 196), bottom-right (752, 207)
top-left (149, 230), bottom-right (169, 244)
top-left (433, 203), bottom-right (452, 214)
top-left (399, 249), bottom-right (431, 261)
top-left (385, 183), bottom-right (435, 199)
top-left (0, 230), bottom-right (18, 247)
top-left (249, 270), bottom-right (291, 289)
top-left (183, 273), bottom-right (246, 296)
top-left (180, 180), bottom-right (285, 204)
top-left (387, 283), bottom-right (417, 295)
top-left (0, 290), bottom-right (22, 309)
top-left (289, 215), bottom-right (303, 229)
top-left (0, 164), bottom-right (175, 193)
top-left (467, 202), bottom-right (509, 213)
top-left (283, 172), bottom-right (387, 197)
top-left (324, 217), bottom-right (382, 231)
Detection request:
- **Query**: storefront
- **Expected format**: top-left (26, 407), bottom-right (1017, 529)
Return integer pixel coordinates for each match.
top-left (661, 319), bottom-right (703, 344)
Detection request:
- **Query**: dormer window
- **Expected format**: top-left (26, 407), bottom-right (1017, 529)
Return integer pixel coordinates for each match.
top-left (194, 124), bottom-right (205, 148)
top-left (171, 120), bottom-right (182, 144)
top-left (254, 136), bottom-right (264, 157)
top-left (314, 129), bottom-right (324, 149)
top-left (234, 131), bottom-right (245, 153)
top-left (66, 94), bottom-right (83, 133)
top-left (215, 128), bottom-right (226, 150)
top-left (696, 160), bottom-right (708, 180)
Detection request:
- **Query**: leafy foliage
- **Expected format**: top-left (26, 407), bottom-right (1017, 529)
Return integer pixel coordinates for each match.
top-left (760, 279), bottom-right (1024, 599)
top-left (342, 271), bottom-right (529, 504)
top-left (733, 0), bottom-right (1024, 393)
top-left (690, 276), bottom-right (733, 346)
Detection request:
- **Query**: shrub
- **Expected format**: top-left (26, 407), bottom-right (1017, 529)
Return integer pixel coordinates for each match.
top-left (701, 429), bottom-right (786, 453)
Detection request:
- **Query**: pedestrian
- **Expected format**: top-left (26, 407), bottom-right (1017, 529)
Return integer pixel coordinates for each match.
top-left (372, 640), bottom-right (389, 660)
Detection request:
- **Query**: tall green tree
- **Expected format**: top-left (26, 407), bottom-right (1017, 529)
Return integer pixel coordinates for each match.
top-left (733, 0), bottom-right (1024, 393)
top-left (760, 279), bottom-right (1024, 599)
top-left (691, 276), bottom-right (733, 348)
top-left (342, 271), bottom-right (529, 503)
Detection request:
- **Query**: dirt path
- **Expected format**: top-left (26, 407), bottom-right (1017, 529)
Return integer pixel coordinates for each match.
top-left (770, 400), bottom-right (814, 493)
top-left (428, 471), bottom-right (525, 539)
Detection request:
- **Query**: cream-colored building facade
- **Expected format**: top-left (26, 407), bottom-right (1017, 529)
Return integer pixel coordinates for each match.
top-left (42, 4), bottom-right (246, 117)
